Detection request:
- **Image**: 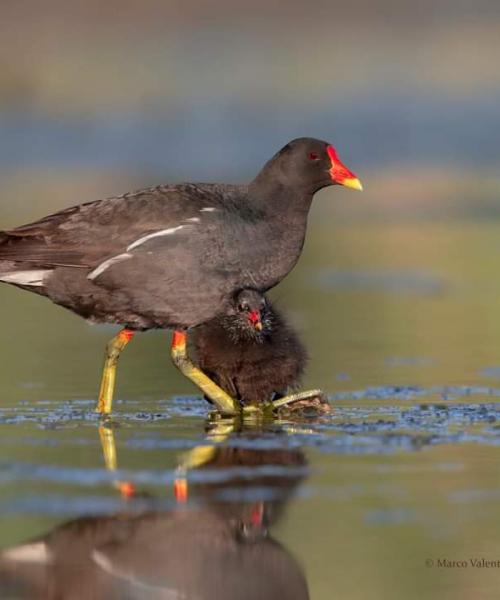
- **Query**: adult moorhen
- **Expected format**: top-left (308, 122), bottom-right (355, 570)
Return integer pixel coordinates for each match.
top-left (0, 138), bottom-right (361, 414)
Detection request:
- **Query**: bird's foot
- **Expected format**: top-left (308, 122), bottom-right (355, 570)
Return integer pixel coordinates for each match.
top-left (271, 389), bottom-right (325, 409)
top-left (271, 389), bottom-right (331, 417)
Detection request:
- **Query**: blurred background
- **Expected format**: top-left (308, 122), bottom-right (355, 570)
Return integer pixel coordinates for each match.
top-left (1, 2), bottom-right (500, 599)
top-left (1, 0), bottom-right (500, 220)
top-left (2, 0), bottom-right (500, 394)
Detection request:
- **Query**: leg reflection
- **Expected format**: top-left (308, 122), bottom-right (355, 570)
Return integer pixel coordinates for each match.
top-left (0, 420), bottom-right (310, 600)
top-left (99, 420), bottom-right (135, 499)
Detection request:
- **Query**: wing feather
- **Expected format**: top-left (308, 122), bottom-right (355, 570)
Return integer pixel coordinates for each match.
top-left (0, 183), bottom-right (234, 270)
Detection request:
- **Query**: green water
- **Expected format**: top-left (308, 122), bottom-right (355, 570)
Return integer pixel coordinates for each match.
top-left (2, 219), bottom-right (500, 598)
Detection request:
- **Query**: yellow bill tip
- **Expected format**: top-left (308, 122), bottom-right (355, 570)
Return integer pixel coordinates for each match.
top-left (341, 177), bottom-right (363, 191)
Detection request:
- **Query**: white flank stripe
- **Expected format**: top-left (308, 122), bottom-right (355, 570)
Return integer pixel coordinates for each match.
top-left (92, 550), bottom-right (185, 597)
top-left (126, 226), bottom-right (184, 251)
top-left (88, 253), bottom-right (132, 280)
top-left (0, 269), bottom-right (50, 286)
top-left (185, 217), bottom-right (200, 223)
top-left (200, 207), bottom-right (216, 212)
top-left (91, 550), bottom-right (114, 573)
top-left (3, 542), bottom-right (51, 564)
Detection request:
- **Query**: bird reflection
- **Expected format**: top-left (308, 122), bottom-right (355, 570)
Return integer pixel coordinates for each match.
top-left (0, 420), bottom-right (310, 600)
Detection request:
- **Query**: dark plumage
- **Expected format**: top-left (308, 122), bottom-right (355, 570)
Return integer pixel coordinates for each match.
top-left (0, 138), bottom-right (361, 330)
top-left (191, 289), bottom-right (315, 406)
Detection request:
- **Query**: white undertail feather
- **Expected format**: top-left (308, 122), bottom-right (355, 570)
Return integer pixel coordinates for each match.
top-left (0, 269), bottom-right (51, 286)
top-left (2, 542), bottom-right (51, 564)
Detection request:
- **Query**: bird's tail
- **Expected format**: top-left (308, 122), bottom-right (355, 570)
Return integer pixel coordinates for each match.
top-left (0, 230), bottom-right (52, 287)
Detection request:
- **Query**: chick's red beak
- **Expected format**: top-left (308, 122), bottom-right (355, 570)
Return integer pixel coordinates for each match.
top-left (248, 310), bottom-right (262, 331)
top-left (327, 145), bottom-right (363, 191)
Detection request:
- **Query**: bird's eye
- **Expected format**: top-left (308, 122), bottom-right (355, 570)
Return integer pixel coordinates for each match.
top-left (238, 303), bottom-right (249, 312)
top-left (308, 152), bottom-right (320, 161)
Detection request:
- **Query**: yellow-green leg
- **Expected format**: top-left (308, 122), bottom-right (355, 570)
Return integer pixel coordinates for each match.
top-left (170, 330), bottom-right (239, 417)
top-left (96, 329), bottom-right (135, 414)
